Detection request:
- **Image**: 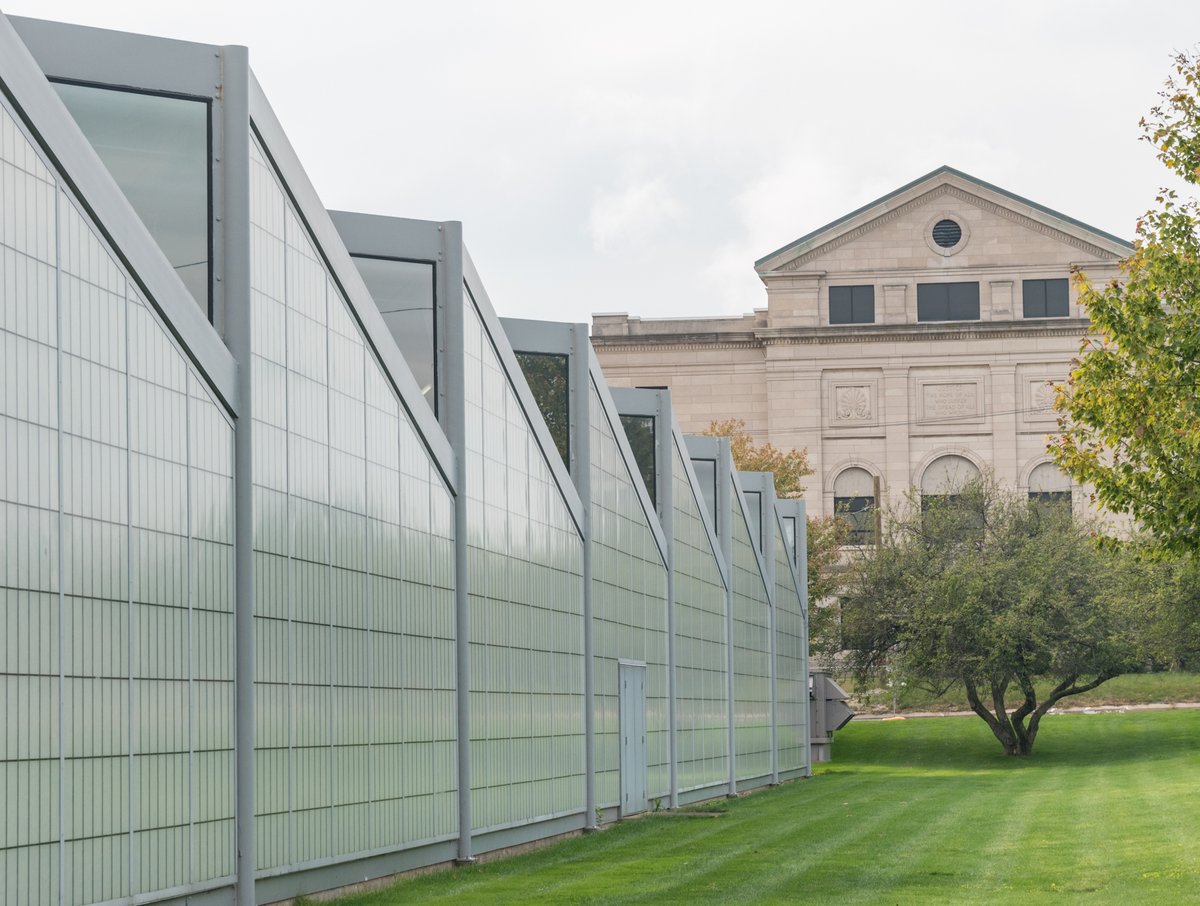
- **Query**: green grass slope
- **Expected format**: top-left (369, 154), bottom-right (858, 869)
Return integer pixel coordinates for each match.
top-left (328, 710), bottom-right (1200, 905)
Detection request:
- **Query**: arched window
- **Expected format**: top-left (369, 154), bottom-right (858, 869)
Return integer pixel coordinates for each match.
top-left (834, 467), bottom-right (876, 545)
top-left (920, 455), bottom-right (981, 510)
top-left (1028, 462), bottom-right (1071, 510)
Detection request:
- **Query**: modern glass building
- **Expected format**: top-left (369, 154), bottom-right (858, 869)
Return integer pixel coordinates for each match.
top-left (0, 14), bottom-right (808, 905)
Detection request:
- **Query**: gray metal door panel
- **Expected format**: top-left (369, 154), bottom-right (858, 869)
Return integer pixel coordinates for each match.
top-left (619, 662), bottom-right (648, 816)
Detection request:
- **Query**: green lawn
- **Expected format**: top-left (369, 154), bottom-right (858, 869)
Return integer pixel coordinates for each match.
top-left (326, 710), bottom-right (1200, 905)
top-left (854, 670), bottom-right (1200, 714)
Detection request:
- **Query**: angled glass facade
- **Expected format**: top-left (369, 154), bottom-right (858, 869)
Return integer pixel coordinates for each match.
top-left (730, 482), bottom-right (773, 782)
top-left (670, 441), bottom-right (729, 793)
top-left (588, 380), bottom-right (669, 806)
top-left (462, 292), bottom-right (584, 831)
top-left (773, 510), bottom-right (808, 775)
top-left (248, 138), bottom-right (457, 870)
top-left (1, 97), bottom-right (235, 903)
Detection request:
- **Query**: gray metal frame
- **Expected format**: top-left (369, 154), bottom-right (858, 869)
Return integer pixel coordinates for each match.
top-left (0, 15), bottom-right (238, 414)
top-left (11, 16), bottom-right (230, 339)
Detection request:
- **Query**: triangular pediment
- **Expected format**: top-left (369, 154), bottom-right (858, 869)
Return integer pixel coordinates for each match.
top-left (755, 167), bottom-right (1132, 275)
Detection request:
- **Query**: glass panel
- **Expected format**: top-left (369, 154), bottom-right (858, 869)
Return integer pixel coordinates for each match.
top-left (515, 351), bottom-right (570, 467)
top-left (918, 282), bottom-right (979, 321)
top-left (350, 255), bottom-right (437, 412)
top-left (948, 282), bottom-right (980, 320)
top-left (1045, 278), bottom-right (1070, 316)
top-left (51, 81), bottom-right (211, 314)
top-left (743, 488), bottom-right (762, 550)
top-left (829, 286), bottom-right (853, 324)
top-left (620, 414), bottom-right (657, 510)
top-left (834, 495), bottom-right (875, 545)
top-left (782, 515), bottom-right (797, 561)
top-left (830, 285), bottom-right (874, 324)
top-left (1023, 279), bottom-right (1047, 318)
top-left (691, 457), bottom-right (718, 532)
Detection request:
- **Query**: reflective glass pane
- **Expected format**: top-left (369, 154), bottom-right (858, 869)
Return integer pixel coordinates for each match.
top-left (782, 515), bottom-right (797, 561)
top-left (515, 351), bottom-right (570, 466)
top-left (350, 255), bottom-right (436, 412)
top-left (691, 458), bottom-right (718, 531)
top-left (743, 488), bottom-right (763, 550)
top-left (620, 414), bottom-right (656, 509)
top-left (834, 495), bottom-right (875, 545)
top-left (51, 81), bottom-right (211, 313)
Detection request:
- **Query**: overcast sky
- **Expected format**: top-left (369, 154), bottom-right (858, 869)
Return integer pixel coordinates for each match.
top-left (9, 1), bottom-right (1199, 323)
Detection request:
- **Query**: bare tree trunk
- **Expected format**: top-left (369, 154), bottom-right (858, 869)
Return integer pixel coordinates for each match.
top-left (964, 676), bottom-right (1018, 755)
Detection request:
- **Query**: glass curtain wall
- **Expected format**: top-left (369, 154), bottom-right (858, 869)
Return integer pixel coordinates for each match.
top-left (0, 99), bottom-right (236, 904)
top-left (462, 291), bottom-right (585, 832)
top-left (730, 482), bottom-right (772, 782)
top-left (773, 513), bottom-right (808, 775)
top-left (588, 381), bottom-right (669, 806)
top-left (670, 441), bottom-right (729, 793)
top-left (248, 138), bottom-right (457, 872)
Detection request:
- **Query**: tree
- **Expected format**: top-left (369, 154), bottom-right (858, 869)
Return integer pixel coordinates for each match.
top-left (1113, 539), bottom-right (1200, 671)
top-left (702, 418), bottom-right (812, 499)
top-left (839, 478), bottom-right (1139, 756)
top-left (1053, 50), bottom-right (1200, 555)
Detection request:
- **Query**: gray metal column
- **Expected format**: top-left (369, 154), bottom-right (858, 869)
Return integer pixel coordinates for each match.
top-left (718, 443), bottom-right (736, 798)
top-left (657, 394), bottom-right (678, 809)
top-left (572, 326), bottom-right (598, 828)
top-left (441, 224), bottom-right (474, 862)
top-left (221, 43), bottom-right (256, 906)
top-left (765, 489), bottom-right (779, 787)
top-left (796, 501), bottom-right (811, 778)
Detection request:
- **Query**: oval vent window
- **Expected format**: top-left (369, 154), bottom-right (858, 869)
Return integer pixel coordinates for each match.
top-left (932, 219), bottom-right (962, 248)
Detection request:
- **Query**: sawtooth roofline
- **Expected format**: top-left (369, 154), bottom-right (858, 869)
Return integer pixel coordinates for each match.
top-left (753, 165), bottom-right (1134, 272)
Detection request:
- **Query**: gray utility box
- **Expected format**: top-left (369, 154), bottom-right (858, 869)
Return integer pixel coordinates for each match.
top-left (809, 671), bottom-right (855, 762)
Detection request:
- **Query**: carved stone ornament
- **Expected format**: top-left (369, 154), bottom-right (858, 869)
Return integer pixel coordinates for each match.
top-left (835, 385), bottom-right (872, 421)
top-left (1031, 380), bottom-right (1057, 414)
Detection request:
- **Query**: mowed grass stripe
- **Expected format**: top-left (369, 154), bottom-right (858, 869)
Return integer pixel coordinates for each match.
top-left (330, 709), bottom-right (1200, 905)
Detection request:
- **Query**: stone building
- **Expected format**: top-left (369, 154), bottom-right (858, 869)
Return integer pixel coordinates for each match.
top-left (591, 166), bottom-right (1132, 541)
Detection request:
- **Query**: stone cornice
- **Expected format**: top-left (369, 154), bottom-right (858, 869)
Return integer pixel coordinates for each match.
top-left (774, 185), bottom-right (1119, 273)
top-left (591, 318), bottom-right (1092, 351)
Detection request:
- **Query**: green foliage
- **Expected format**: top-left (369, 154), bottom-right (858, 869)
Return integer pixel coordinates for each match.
top-left (1113, 539), bottom-right (1200, 670)
top-left (514, 351), bottom-right (571, 466)
top-left (1053, 51), bottom-right (1200, 554)
top-left (839, 477), bottom-right (1139, 755)
top-left (702, 418), bottom-right (812, 499)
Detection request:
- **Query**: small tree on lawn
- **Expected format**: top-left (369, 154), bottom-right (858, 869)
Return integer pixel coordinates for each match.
top-left (840, 477), bottom-right (1138, 756)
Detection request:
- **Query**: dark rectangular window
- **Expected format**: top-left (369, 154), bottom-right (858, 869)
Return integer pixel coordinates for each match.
top-left (620, 414), bottom-right (657, 510)
top-left (917, 282), bottom-right (980, 322)
top-left (691, 458), bottom-right (718, 533)
top-left (834, 496), bottom-right (875, 545)
top-left (1030, 490), bottom-right (1072, 509)
top-left (515, 352), bottom-right (570, 467)
top-left (829, 285), bottom-right (875, 324)
top-left (52, 80), bottom-right (212, 317)
top-left (351, 255), bottom-right (437, 414)
top-left (1023, 278), bottom-right (1070, 318)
